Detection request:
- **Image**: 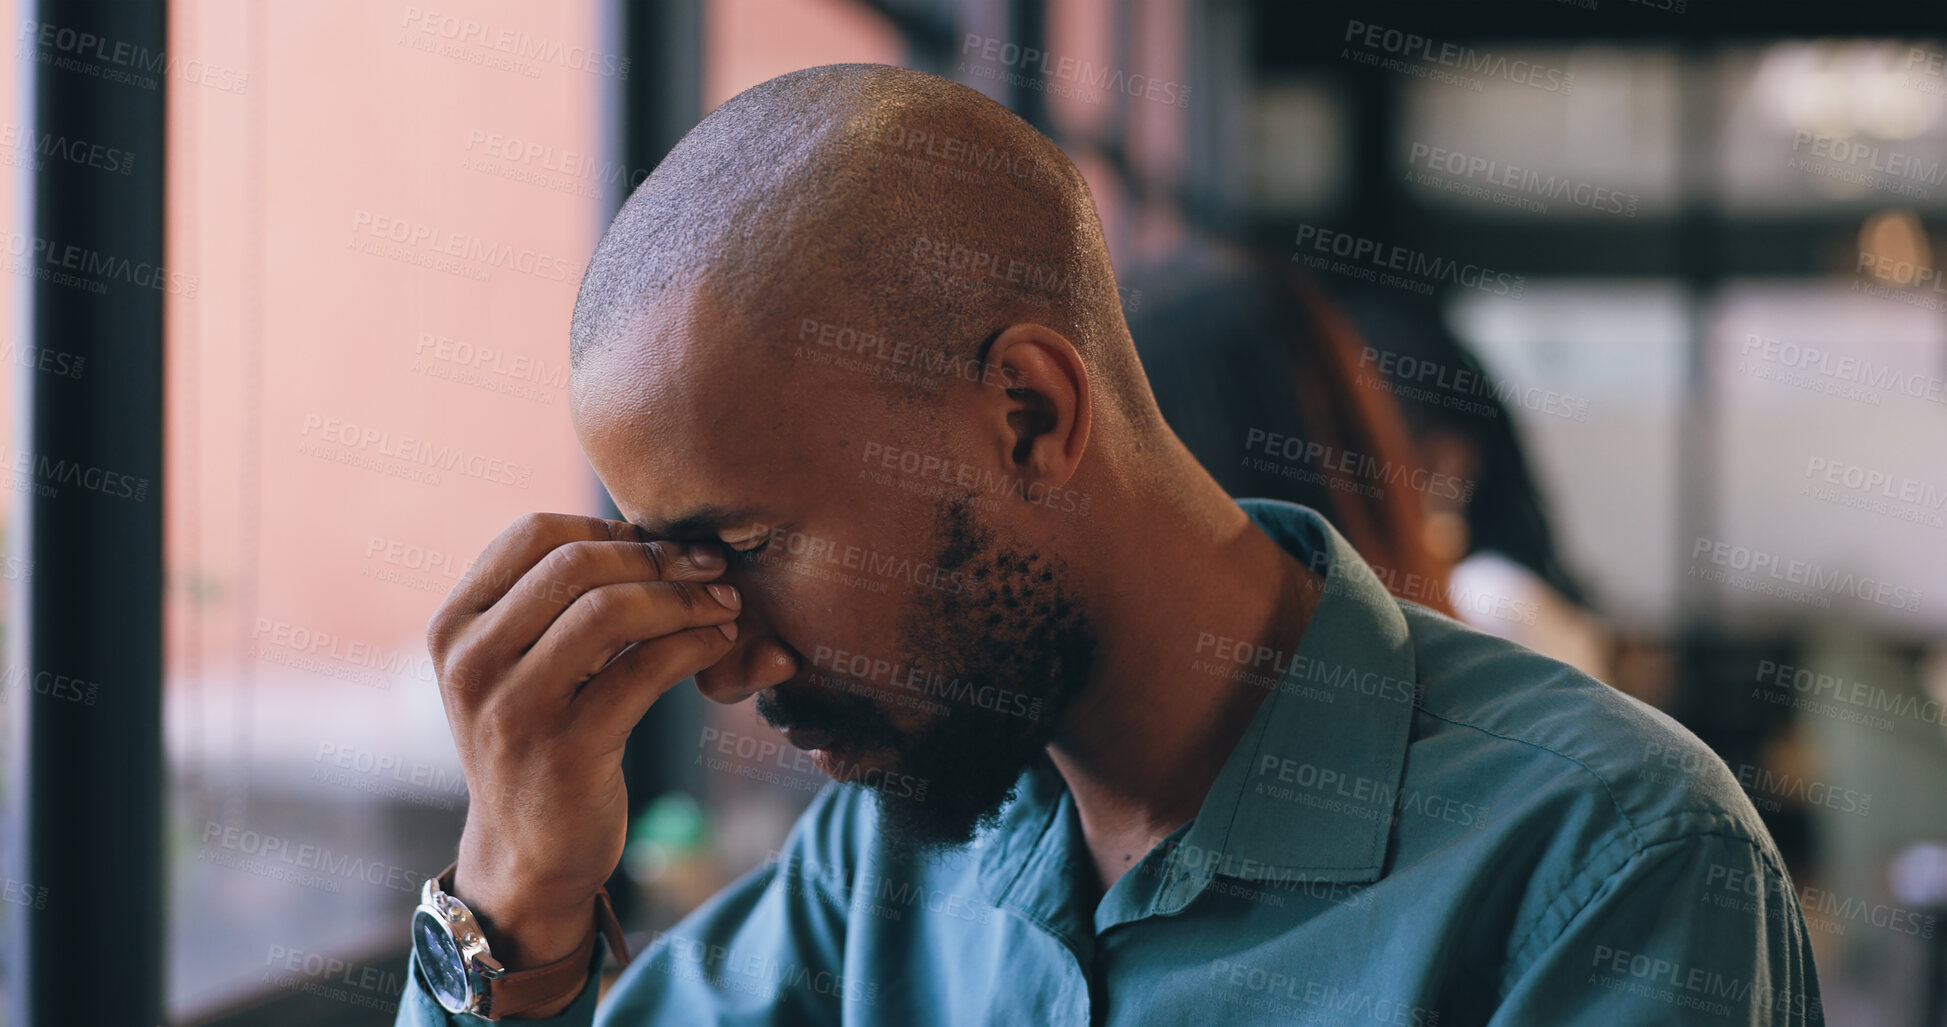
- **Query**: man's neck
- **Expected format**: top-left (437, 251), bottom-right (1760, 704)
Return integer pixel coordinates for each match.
top-left (1046, 478), bottom-right (1322, 894)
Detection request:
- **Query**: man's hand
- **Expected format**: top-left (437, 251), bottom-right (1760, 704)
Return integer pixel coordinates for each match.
top-left (427, 513), bottom-right (741, 989)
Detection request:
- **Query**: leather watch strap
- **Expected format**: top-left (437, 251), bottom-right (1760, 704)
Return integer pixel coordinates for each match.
top-left (433, 862), bottom-right (634, 1020)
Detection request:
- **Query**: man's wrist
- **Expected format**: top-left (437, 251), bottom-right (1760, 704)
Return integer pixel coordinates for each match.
top-left (450, 873), bottom-right (600, 972)
top-left (431, 863), bottom-right (604, 1020)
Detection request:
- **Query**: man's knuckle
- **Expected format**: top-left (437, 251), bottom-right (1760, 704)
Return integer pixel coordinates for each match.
top-left (508, 511), bottom-right (555, 545)
top-left (664, 580), bottom-right (699, 612)
top-left (556, 540), bottom-right (606, 578)
top-left (640, 540), bottom-right (673, 579)
top-left (440, 639), bottom-right (490, 695)
top-left (426, 610), bottom-right (458, 661)
top-left (575, 585), bottom-right (619, 627)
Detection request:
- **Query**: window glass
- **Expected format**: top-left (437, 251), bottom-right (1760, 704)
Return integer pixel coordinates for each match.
top-left (163, 1), bottom-right (610, 1016)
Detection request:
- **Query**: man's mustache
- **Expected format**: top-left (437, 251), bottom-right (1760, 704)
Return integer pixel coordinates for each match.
top-left (757, 679), bottom-right (906, 751)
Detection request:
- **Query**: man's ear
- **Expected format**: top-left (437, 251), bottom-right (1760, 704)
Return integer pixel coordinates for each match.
top-left (982, 323), bottom-right (1091, 492)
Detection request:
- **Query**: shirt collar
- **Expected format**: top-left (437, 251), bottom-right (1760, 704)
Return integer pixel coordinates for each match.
top-left (1155, 498), bottom-right (1418, 909)
top-left (971, 499), bottom-right (1419, 917)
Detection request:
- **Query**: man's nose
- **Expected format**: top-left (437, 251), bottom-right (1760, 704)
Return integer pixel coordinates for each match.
top-left (693, 599), bottom-right (799, 703)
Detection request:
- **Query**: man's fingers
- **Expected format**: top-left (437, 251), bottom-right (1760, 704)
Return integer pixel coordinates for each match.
top-left (468, 539), bottom-right (728, 661)
top-left (443, 513), bottom-right (634, 619)
top-left (571, 624), bottom-right (741, 736)
top-left (522, 579), bottom-right (742, 694)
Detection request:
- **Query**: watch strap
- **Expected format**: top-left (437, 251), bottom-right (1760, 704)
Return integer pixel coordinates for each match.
top-left (433, 861), bottom-right (634, 1020)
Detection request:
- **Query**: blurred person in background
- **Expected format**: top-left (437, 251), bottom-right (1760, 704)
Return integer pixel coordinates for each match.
top-left (1130, 244), bottom-right (1613, 682)
top-left (1337, 284), bottom-right (1614, 682)
top-left (1126, 243), bottom-right (1455, 617)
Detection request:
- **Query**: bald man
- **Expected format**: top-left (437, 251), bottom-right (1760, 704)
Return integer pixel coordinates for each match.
top-left (398, 65), bottom-right (1819, 1026)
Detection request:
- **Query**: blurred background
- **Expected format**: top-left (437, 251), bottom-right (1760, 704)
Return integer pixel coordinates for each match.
top-left (1, 0), bottom-right (1944, 1023)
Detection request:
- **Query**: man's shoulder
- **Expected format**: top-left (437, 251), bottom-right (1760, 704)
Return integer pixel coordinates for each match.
top-left (1396, 600), bottom-right (1772, 856)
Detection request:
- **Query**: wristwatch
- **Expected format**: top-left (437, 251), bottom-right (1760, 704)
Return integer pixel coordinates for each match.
top-left (412, 861), bottom-right (633, 1019)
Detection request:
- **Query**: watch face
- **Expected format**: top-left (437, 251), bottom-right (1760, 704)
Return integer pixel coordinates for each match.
top-left (413, 908), bottom-right (473, 1013)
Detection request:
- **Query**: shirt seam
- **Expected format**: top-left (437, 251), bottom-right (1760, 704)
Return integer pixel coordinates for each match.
top-left (1205, 678), bottom-right (1284, 879)
top-left (988, 788), bottom-right (1067, 905)
top-left (1412, 704), bottom-right (1646, 850)
top-left (1503, 819), bottom-right (1773, 984)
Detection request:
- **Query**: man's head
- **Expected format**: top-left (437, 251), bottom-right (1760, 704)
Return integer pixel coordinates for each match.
top-left (569, 64), bottom-right (1163, 854)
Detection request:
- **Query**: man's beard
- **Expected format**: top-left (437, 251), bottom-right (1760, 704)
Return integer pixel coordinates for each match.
top-left (756, 496), bottom-right (1096, 857)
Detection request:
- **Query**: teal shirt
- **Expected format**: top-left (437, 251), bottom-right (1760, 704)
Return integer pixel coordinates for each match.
top-left (398, 499), bottom-right (1822, 1026)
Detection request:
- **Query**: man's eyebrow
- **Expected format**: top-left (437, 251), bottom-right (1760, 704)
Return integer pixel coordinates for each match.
top-left (634, 505), bottom-right (766, 541)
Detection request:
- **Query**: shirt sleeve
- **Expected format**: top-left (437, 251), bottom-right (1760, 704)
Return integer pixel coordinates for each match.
top-left (595, 785), bottom-right (857, 1025)
top-left (392, 935), bottom-right (609, 1027)
top-left (1490, 828), bottom-right (1824, 1026)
